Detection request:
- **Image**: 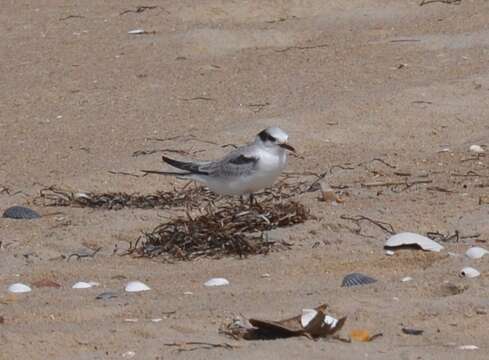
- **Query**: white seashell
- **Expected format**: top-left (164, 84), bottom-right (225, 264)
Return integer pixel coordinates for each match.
top-left (301, 309), bottom-right (318, 327)
top-left (122, 351), bottom-right (136, 358)
top-left (128, 29), bottom-right (145, 35)
top-left (460, 267), bottom-right (480, 278)
top-left (125, 281), bottom-right (151, 292)
top-left (458, 345), bottom-right (478, 350)
top-left (124, 318), bottom-right (138, 322)
top-left (385, 232), bottom-right (443, 252)
top-left (183, 291), bottom-right (193, 295)
top-left (8, 283), bottom-right (32, 293)
top-left (401, 277), bottom-right (413, 282)
top-left (385, 250), bottom-right (395, 256)
top-left (204, 277), bottom-right (229, 287)
top-left (72, 281), bottom-right (95, 289)
top-left (469, 145), bottom-right (485, 154)
top-left (465, 246), bottom-right (489, 259)
top-left (151, 318), bottom-right (163, 322)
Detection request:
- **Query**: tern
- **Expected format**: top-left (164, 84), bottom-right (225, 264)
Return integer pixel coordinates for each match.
top-left (142, 127), bottom-right (296, 201)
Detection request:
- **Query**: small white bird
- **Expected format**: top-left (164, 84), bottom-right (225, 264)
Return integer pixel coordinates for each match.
top-left (143, 127), bottom-right (296, 199)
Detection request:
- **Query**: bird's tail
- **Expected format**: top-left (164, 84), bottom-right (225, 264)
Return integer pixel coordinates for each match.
top-left (161, 155), bottom-right (208, 175)
top-left (140, 169), bottom-right (192, 177)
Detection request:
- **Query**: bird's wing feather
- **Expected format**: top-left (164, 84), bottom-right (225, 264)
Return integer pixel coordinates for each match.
top-left (200, 145), bottom-right (259, 177)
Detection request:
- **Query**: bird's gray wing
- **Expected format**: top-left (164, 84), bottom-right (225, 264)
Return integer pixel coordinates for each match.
top-left (199, 146), bottom-right (259, 177)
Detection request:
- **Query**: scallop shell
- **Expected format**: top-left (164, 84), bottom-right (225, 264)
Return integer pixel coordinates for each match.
top-left (460, 267), bottom-right (480, 278)
top-left (385, 232), bottom-right (443, 252)
top-left (125, 281), bottom-right (151, 292)
top-left (341, 273), bottom-right (377, 287)
top-left (8, 283), bottom-right (32, 293)
top-left (204, 277), bottom-right (230, 287)
top-left (465, 246), bottom-right (489, 259)
top-left (2, 206), bottom-right (40, 220)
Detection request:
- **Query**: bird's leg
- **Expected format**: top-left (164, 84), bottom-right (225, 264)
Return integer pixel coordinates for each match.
top-left (249, 193), bottom-right (255, 208)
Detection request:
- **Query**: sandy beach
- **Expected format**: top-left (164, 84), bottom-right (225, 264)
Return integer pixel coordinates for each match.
top-left (1, 1), bottom-right (489, 358)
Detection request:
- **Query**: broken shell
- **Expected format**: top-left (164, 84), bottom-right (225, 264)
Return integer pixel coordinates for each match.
top-left (469, 145), bottom-right (485, 154)
top-left (460, 267), bottom-right (480, 278)
top-left (465, 246), bottom-right (489, 259)
top-left (319, 181), bottom-right (337, 202)
top-left (72, 281), bottom-right (96, 289)
top-left (385, 232), bottom-right (443, 252)
top-left (350, 329), bottom-right (371, 342)
top-left (401, 277), bottom-right (413, 282)
top-left (204, 277), bottom-right (229, 287)
top-left (125, 281), bottom-right (151, 292)
top-left (301, 309), bottom-right (338, 328)
top-left (2, 206), bottom-right (41, 220)
top-left (7, 283), bottom-right (32, 293)
top-left (385, 250), bottom-right (395, 256)
top-left (96, 291), bottom-right (118, 300)
top-left (341, 273), bottom-right (377, 287)
top-left (301, 309), bottom-right (318, 327)
top-left (323, 315), bottom-right (338, 328)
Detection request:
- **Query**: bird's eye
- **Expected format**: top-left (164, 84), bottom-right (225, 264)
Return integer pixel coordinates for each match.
top-left (258, 130), bottom-right (276, 143)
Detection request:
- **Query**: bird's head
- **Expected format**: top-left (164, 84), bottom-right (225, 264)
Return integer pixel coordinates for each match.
top-left (256, 127), bottom-right (296, 153)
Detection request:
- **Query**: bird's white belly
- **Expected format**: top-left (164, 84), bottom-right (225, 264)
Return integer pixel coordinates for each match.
top-left (206, 151), bottom-right (286, 195)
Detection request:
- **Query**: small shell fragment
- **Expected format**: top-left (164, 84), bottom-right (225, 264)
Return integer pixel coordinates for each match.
top-left (125, 281), bottom-right (151, 292)
top-left (204, 278), bottom-right (229, 287)
top-left (122, 351), bottom-right (136, 359)
top-left (460, 267), bottom-right (480, 278)
top-left (469, 145), bottom-right (485, 154)
top-left (465, 246), bottom-right (489, 259)
top-left (350, 329), bottom-right (371, 342)
top-left (385, 232), bottom-right (443, 252)
top-left (72, 281), bottom-right (96, 289)
top-left (341, 273), bottom-right (377, 287)
top-left (2, 206), bottom-right (41, 220)
top-left (7, 283), bottom-right (32, 293)
top-left (459, 345), bottom-right (479, 350)
top-left (320, 181), bottom-right (337, 202)
top-left (385, 250), bottom-right (395, 256)
top-left (401, 277), bottom-right (413, 282)
top-left (128, 29), bottom-right (145, 35)
top-left (96, 291), bottom-right (118, 300)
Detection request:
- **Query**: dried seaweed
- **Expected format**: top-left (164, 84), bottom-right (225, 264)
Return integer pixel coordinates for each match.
top-left (34, 178), bottom-right (309, 211)
top-left (131, 199), bottom-right (310, 260)
top-left (34, 186), bottom-right (216, 210)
